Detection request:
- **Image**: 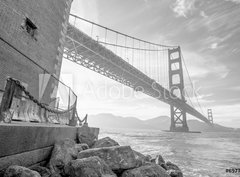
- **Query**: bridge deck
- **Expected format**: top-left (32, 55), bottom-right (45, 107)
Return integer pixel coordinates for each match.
top-left (64, 24), bottom-right (211, 125)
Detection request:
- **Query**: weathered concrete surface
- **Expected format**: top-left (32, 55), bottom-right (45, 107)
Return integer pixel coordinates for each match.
top-left (0, 123), bottom-right (99, 175)
top-left (77, 146), bottom-right (139, 172)
top-left (0, 122), bottom-right (78, 158)
top-left (65, 156), bottom-right (117, 177)
top-left (0, 0), bottom-right (73, 101)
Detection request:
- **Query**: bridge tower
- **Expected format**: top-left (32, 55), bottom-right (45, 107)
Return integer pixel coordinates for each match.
top-left (208, 109), bottom-right (213, 124)
top-left (168, 47), bottom-right (189, 132)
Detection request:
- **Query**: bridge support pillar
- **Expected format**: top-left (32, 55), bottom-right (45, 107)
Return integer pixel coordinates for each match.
top-left (168, 47), bottom-right (189, 132)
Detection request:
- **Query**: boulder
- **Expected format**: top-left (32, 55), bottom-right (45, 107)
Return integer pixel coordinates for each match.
top-left (49, 139), bottom-right (77, 175)
top-left (160, 163), bottom-right (168, 171)
top-left (150, 158), bottom-right (156, 163)
top-left (166, 162), bottom-right (180, 171)
top-left (4, 165), bottom-right (41, 177)
top-left (77, 146), bottom-right (139, 172)
top-left (64, 156), bottom-right (117, 177)
top-left (145, 155), bottom-right (152, 162)
top-left (166, 169), bottom-right (183, 177)
top-left (76, 143), bottom-right (89, 151)
top-left (30, 166), bottom-right (51, 177)
top-left (50, 173), bottom-right (62, 177)
top-left (74, 144), bottom-right (83, 152)
top-left (155, 155), bottom-right (165, 165)
top-left (133, 151), bottom-right (150, 166)
top-left (77, 126), bottom-right (99, 147)
top-left (166, 162), bottom-right (183, 177)
top-left (92, 137), bottom-right (119, 148)
top-left (75, 143), bottom-right (89, 153)
top-left (121, 164), bottom-right (170, 177)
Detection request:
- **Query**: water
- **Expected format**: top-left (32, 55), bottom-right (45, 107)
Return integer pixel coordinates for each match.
top-left (99, 128), bottom-right (240, 177)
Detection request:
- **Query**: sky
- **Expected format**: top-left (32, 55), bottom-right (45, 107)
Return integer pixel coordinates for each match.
top-left (61, 0), bottom-right (240, 128)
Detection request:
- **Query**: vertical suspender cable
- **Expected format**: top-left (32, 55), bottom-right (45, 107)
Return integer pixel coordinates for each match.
top-left (125, 36), bottom-right (129, 63)
top-left (105, 28), bottom-right (108, 47)
top-left (144, 42), bottom-right (147, 74)
top-left (139, 40), bottom-right (140, 69)
top-left (149, 43), bottom-right (151, 77)
top-left (132, 38), bottom-right (134, 66)
top-left (116, 33), bottom-right (118, 54)
top-left (91, 23), bottom-right (94, 38)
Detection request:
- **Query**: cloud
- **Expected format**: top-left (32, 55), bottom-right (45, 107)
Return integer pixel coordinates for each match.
top-left (210, 43), bottom-right (218, 49)
top-left (225, 0), bottom-right (240, 4)
top-left (182, 51), bottom-right (229, 80)
top-left (200, 11), bottom-right (208, 18)
top-left (69, 0), bottom-right (99, 36)
top-left (172, 0), bottom-right (196, 17)
top-left (227, 86), bottom-right (240, 91)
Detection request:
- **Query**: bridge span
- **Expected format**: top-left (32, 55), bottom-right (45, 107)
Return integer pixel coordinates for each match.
top-left (64, 14), bottom-right (212, 131)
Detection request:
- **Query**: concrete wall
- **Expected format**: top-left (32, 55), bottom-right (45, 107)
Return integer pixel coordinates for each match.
top-left (0, 123), bottom-right (100, 175)
top-left (0, 0), bottom-right (72, 103)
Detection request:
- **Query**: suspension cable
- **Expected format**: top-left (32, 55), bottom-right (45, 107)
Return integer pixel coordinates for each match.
top-left (181, 53), bottom-right (204, 115)
top-left (70, 14), bottom-right (177, 49)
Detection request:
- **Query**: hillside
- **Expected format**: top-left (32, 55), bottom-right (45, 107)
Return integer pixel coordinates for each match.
top-left (88, 113), bottom-right (238, 132)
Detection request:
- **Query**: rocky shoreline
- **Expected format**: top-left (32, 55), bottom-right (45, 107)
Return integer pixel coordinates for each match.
top-left (3, 127), bottom-right (183, 177)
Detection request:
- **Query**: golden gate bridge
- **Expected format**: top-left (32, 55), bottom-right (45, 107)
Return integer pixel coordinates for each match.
top-left (63, 14), bottom-right (213, 132)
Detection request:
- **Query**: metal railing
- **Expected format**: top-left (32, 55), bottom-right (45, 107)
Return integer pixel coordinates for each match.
top-left (0, 77), bottom-right (77, 125)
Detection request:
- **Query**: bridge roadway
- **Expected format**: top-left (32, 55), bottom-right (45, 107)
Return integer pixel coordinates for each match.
top-left (64, 24), bottom-right (211, 125)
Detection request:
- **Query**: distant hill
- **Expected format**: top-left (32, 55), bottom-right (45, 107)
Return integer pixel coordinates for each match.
top-left (88, 113), bottom-right (155, 130)
top-left (88, 113), bottom-right (239, 132)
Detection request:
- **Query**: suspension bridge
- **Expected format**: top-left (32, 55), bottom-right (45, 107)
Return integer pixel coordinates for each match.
top-left (63, 14), bottom-right (213, 132)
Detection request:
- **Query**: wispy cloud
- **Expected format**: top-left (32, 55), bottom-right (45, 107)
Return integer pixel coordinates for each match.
top-left (225, 0), bottom-right (240, 4)
top-left (172, 0), bottom-right (196, 18)
top-left (183, 51), bottom-right (229, 80)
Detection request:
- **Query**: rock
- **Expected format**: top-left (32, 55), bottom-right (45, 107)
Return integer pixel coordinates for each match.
top-left (77, 126), bottom-right (99, 147)
top-left (150, 158), bottom-right (156, 163)
top-left (166, 162), bottom-right (180, 171)
top-left (155, 155), bottom-right (165, 165)
top-left (77, 146), bottom-right (139, 172)
top-left (121, 164), bottom-right (170, 177)
top-left (75, 143), bottom-right (89, 152)
top-left (2, 110), bottom-right (13, 123)
top-left (166, 162), bottom-right (183, 177)
top-left (49, 139), bottom-right (77, 175)
top-left (92, 137), bottom-right (119, 148)
top-left (30, 166), bottom-right (51, 177)
top-left (74, 143), bottom-right (89, 153)
top-left (65, 156), bottom-right (117, 177)
top-left (75, 144), bottom-right (83, 152)
top-left (50, 173), bottom-right (62, 177)
top-left (133, 151), bottom-right (150, 166)
top-left (76, 143), bottom-right (89, 150)
top-left (4, 165), bottom-right (41, 177)
top-left (160, 163), bottom-right (168, 171)
top-left (145, 155), bottom-right (152, 162)
top-left (167, 169), bottom-right (183, 177)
